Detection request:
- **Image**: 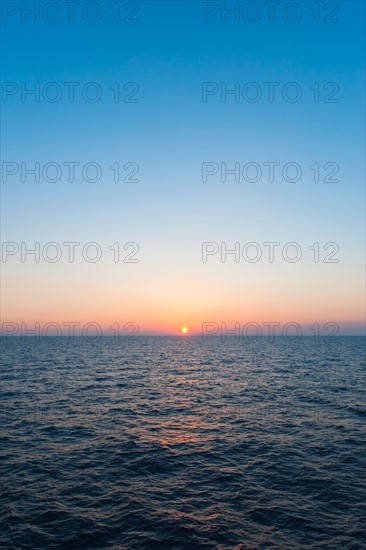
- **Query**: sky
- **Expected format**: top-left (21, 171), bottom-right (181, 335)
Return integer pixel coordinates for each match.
top-left (1, 0), bottom-right (365, 335)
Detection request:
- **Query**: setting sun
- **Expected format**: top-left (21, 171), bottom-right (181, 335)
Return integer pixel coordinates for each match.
top-left (181, 326), bottom-right (188, 334)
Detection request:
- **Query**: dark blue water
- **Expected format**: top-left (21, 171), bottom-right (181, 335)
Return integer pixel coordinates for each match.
top-left (1, 336), bottom-right (365, 548)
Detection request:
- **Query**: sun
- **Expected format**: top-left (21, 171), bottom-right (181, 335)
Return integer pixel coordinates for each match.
top-left (181, 326), bottom-right (189, 334)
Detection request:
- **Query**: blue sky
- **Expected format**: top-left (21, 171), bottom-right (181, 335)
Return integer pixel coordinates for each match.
top-left (1, 1), bottom-right (365, 333)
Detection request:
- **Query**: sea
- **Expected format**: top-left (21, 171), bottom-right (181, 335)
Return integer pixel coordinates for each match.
top-left (1, 336), bottom-right (365, 549)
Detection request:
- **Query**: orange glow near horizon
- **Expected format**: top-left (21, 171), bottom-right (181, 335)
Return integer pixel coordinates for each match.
top-left (1, 262), bottom-right (364, 335)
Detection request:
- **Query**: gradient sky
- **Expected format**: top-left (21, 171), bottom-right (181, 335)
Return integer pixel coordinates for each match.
top-left (1, 0), bottom-right (365, 334)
